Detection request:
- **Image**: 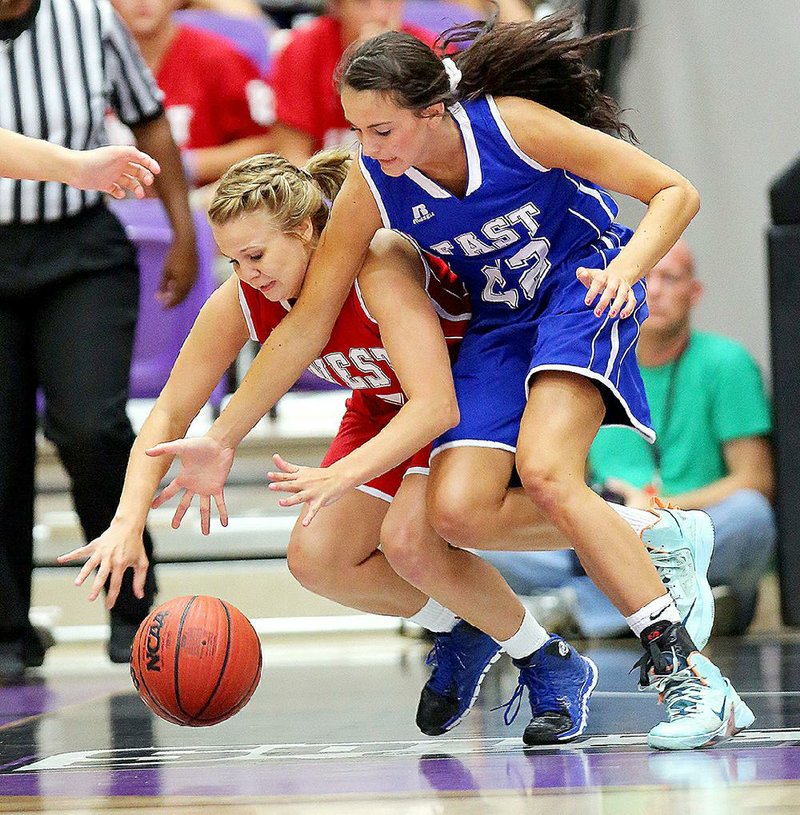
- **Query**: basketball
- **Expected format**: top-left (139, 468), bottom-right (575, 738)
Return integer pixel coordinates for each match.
top-left (130, 595), bottom-right (262, 726)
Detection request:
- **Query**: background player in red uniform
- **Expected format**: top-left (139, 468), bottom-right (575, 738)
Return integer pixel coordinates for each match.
top-left (112, 0), bottom-right (274, 188)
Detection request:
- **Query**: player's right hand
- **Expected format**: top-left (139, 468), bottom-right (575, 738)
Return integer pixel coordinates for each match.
top-left (147, 435), bottom-right (234, 535)
top-left (58, 526), bottom-right (149, 610)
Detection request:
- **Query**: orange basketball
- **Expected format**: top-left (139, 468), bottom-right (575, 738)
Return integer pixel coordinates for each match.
top-left (130, 595), bottom-right (262, 726)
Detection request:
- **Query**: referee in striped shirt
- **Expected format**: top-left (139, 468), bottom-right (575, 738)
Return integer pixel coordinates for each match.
top-left (0, 0), bottom-right (197, 679)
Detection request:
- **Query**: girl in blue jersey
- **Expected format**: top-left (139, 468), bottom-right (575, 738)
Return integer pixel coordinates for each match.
top-left (150, 10), bottom-right (751, 749)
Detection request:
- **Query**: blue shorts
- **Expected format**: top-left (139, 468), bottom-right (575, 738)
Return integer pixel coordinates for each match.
top-left (432, 226), bottom-right (654, 456)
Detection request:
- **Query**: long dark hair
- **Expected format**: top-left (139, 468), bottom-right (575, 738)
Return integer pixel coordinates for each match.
top-left (337, 7), bottom-right (634, 140)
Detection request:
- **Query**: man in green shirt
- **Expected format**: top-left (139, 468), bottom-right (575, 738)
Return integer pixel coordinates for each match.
top-left (483, 241), bottom-right (776, 635)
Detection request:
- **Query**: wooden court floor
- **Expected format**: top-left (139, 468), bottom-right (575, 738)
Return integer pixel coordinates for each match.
top-left (2, 632), bottom-right (800, 814)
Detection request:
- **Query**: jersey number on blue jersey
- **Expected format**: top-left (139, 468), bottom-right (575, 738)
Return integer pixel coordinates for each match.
top-left (429, 201), bottom-right (553, 310)
top-left (481, 237), bottom-right (552, 308)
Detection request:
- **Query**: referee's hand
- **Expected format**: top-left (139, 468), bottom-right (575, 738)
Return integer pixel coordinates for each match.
top-left (69, 145), bottom-right (160, 199)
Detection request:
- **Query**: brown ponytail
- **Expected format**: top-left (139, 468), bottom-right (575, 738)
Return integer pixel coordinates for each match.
top-left (338, 7), bottom-right (634, 139)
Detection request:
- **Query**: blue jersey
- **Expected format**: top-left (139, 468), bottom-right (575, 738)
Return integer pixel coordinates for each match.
top-left (359, 94), bottom-right (628, 321)
top-left (361, 94), bottom-right (652, 451)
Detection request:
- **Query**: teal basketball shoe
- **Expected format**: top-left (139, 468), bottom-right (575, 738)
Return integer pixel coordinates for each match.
top-left (643, 505), bottom-right (715, 650)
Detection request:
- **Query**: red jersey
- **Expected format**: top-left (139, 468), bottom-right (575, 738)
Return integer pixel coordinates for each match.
top-left (237, 251), bottom-right (470, 406)
top-left (157, 25), bottom-right (274, 151)
top-left (271, 15), bottom-right (437, 154)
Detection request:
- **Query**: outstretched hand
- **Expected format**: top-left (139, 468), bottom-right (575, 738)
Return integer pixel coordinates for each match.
top-left (71, 145), bottom-right (161, 199)
top-left (267, 453), bottom-right (353, 527)
top-left (576, 265), bottom-right (637, 319)
top-left (147, 436), bottom-right (235, 535)
top-left (58, 526), bottom-right (149, 610)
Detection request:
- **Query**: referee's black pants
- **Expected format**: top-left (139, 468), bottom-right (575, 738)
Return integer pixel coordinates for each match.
top-left (0, 206), bottom-right (156, 643)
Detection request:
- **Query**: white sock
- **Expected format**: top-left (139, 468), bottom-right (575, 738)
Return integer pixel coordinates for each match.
top-left (609, 502), bottom-right (658, 536)
top-left (405, 598), bottom-right (458, 633)
top-left (625, 593), bottom-right (680, 638)
top-left (496, 609), bottom-right (550, 660)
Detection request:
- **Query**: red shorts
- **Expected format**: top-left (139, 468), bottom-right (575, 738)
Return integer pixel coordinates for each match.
top-left (321, 391), bottom-right (431, 502)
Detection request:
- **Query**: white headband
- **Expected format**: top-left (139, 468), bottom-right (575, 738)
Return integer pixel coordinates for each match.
top-left (442, 57), bottom-right (462, 93)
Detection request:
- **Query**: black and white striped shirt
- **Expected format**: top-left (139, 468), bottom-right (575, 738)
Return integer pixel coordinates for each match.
top-left (0, 0), bottom-right (164, 224)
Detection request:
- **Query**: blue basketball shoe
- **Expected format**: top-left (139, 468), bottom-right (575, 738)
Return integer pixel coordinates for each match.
top-left (416, 621), bottom-right (502, 736)
top-left (643, 504), bottom-right (715, 650)
top-left (501, 635), bottom-right (598, 745)
top-left (638, 622), bottom-right (754, 750)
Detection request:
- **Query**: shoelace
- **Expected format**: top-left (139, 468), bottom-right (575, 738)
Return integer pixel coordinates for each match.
top-left (651, 497), bottom-right (681, 511)
top-left (632, 644), bottom-right (682, 688)
top-left (495, 664), bottom-right (563, 726)
top-left (659, 667), bottom-right (704, 719)
top-left (425, 636), bottom-right (465, 696)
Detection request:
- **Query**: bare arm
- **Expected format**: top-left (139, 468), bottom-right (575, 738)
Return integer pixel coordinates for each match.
top-left (0, 128), bottom-right (159, 196)
top-left (269, 233), bottom-right (460, 523)
top-left (131, 115), bottom-right (199, 307)
top-left (609, 436), bottom-right (775, 511)
top-left (335, 237), bottom-right (459, 481)
top-left (497, 97), bottom-right (700, 314)
top-left (58, 276), bottom-right (249, 604)
top-left (190, 134), bottom-right (275, 187)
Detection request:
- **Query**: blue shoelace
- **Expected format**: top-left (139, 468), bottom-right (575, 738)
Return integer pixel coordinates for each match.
top-left (425, 635), bottom-right (466, 696)
top-left (496, 662), bottom-right (563, 726)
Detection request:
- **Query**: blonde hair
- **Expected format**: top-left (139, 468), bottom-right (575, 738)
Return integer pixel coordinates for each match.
top-left (208, 149), bottom-right (351, 239)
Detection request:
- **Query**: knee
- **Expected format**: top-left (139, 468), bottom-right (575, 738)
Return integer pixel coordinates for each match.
top-left (711, 489), bottom-right (777, 546)
top-left (286, 532), bottom-right (339, 596)
top-left (517, 460), bottom-right (571, 522)
top-left (737, 489), bottom-right (776, 532)
top-left (381, 516), bottom-right (432, 585)
top-left (426, 487), bottom-right (485, 549)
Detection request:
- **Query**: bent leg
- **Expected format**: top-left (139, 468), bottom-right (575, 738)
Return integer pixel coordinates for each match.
top-left (517, 371), bottom-right (666, 616)
top-left (287, 488), bottom-right (429, 617)
top-left (427, 446), bottom-right (573, 551)
top-left (384, 474), bottom-right (528, 641)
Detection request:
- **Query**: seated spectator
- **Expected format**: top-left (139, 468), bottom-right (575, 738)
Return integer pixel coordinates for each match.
top-left (270, 0), bottom-right (437, 165)
top-left (482, 240), bottom-right (777, 636)
top-left (111, 0), bottom-right (275, 189)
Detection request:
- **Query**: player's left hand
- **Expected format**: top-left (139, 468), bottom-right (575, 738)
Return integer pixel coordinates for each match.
top-left (577, 266), bottom-right (637, 319)
top-left (267, 453), bottom-right (353, 527)
top-left (70, 145), bottom-right (161, 199)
